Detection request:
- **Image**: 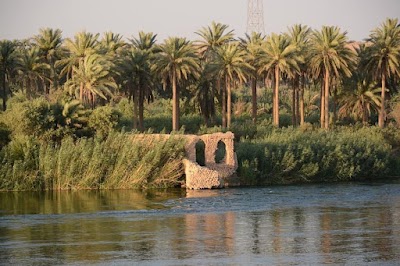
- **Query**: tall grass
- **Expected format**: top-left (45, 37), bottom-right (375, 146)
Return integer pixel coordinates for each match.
top-left (0, 132), bottom-right (186, 191)
top-left (236, 126), bottom-right (400, 185)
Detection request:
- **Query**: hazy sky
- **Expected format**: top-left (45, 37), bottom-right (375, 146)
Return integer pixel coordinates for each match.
top-left (0, 0), bottom-right (399, 42)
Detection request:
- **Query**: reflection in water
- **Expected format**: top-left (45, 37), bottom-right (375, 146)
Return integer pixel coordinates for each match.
top-left (1, 183), bottom-right (400, 265)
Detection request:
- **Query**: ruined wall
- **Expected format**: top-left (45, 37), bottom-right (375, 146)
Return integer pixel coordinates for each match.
top-left (183, 132), bottom-right (237, 189)
top-left (131, 132), bottom-right (238, 189)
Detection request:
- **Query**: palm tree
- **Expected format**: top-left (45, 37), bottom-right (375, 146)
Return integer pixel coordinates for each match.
top-left (195, 22), bottom-right (234, 126)
top-left (16, 46), bottom-right (50, 98)
top-left (57, 31), bottom-right (99, 102)
top-left (58, 31), bottom-right (99, 77)
top-left (120, 48), bottom-right (154, 131)
top-left (259, 33), bottom-right (302, 127)
top-left (99, 31), bottom-right (125, 56)
top-left (287, 24), bottom-right (311, 126)
top-left (33, 28), bottom-right (63, 93)
top-left (214, 42), bottom-right (253, 129)
top-left (195, 21), bottom-right (234, 59)
top-left (0, 40), bottom-right (18, 110)
top-left (65, 53), bottom-right (117, 108)
top-left (131, 31), bottom-right (158, 52)
top-left (339, 76), bottom-right (381, 125)
top-left (152, 37), bottom-right (200, 131)
top-left (364, 18), bottom-right (400, 128)
top-left (126, 31), bottom-right (158, 130)
top-left (309, 26), bottom-right (357, 129)
top-left (240, 32), bottom-right (265, 124)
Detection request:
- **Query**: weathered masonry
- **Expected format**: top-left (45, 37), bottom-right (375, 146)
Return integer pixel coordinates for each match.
top-left (183, 132), bottom-right (238, 189)
top-left (135, 132), bottom-right (238, 189)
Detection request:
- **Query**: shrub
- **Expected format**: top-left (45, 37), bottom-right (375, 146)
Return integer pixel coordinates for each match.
top-left (236, 127), bottom-right (395, 185)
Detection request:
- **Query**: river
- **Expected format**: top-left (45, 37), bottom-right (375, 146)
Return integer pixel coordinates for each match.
top-left (1, 182), bottom-right (400, 265)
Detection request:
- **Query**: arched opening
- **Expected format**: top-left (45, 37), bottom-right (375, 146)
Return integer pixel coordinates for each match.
top-left (215, 140), bottom-right (226, 164)
top-left (195, 140), bottom-right (206, 166)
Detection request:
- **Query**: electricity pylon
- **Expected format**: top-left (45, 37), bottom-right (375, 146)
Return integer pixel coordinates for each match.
top-left (246, 0), bottom-right (265, 35)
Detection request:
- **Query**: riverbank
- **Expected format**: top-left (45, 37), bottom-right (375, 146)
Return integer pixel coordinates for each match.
top-left (0, 125), bottom-right (399, 191)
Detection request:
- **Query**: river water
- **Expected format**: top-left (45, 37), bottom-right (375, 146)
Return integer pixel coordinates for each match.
top-left (1, 182), bottom-right (400, 265)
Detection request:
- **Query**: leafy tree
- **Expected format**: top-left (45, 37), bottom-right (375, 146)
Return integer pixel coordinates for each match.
top-left (364, 18), bottom-right (400, 128)
top-left (309, 26), bottom-right (357, 129)
top-left (152, 37), bottom-right (200, 131)
top-left (0, 40), bottom-right (18, 110)
top-left (259, 33), bottom-right (302, 127)
top-left (213, 42), bottom-right (252, 129)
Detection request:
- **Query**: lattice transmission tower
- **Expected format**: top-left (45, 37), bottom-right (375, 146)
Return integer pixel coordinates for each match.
top-left (246, 0), bottom-right (265, 35)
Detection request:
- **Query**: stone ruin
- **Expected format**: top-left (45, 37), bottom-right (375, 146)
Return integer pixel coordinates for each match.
top-left (132, 132), bottom-right (238, 189)
top-left (183, 132), bottom-right (238, 190)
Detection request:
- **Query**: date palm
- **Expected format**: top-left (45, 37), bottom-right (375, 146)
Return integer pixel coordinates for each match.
top-left (213, 42), bottom-right (253, 129)
top-left (287, 24), bottom-right (311, 126)
top-left (152, 37), bottom-right (200, 131)
top-left (309, 26), bottom-right (357, 129)
top-left (129, 32), bottom-right (158, 130)
top-left (58, 31), bottom-right (99, 76)
top-left (0, 40), bottom-right (18, 110)
top-left (364, 18), bottom-right (400, 128)
top-left (65, 53), bottom-right (117, 108)
top-left (131, 31), bottom-right (158, 52)
top-left (16, 46), bottom-right (50, 98)
top-left (240, 32), bottom-right (265, 124)
top-left (99, 31), bottom-right (125, 56)
top-left (195, 22), bottom-right (234, 126)
top-left (259, 33), bottom-right (302, 127)
top-left (339, 76), bottom-right (381, 125)
top-left (57, 31), bottom-right (100, 102)
top-left (120, 48), bottom-right (154, 131)
top-left (33, 28), bottom-right (63, 93)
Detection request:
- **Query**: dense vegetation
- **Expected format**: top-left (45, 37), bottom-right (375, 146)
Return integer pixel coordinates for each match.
top-left (0, 18), bottom-right (399, 190)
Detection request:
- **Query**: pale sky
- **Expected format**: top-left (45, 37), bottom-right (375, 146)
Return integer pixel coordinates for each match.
top-left (0, 0), bottom-right (399, 42)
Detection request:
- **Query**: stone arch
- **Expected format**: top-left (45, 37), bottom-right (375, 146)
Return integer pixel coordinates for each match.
top-left (215, 140), bottom-right (226, 164)
top-left (195, 140), bottom-right (206, 166)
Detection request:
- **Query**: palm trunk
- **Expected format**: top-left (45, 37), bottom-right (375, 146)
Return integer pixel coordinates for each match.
top-left (133, 89), bottom-right (139, 130)
top-left (172, 71), bottom-right (179, 131)
top-left (274, 66), bottom-right (280, 127)
top-left (291, 79), bottom-right (296, 126)
top-left (324, 68), bottom-right (330, 129)
top-left (332, 86), bottom-right (337, 125)
top-left (2, 70), bottom-right (6, 111)
top-left (362, 100), bottom-right (368, 126)
top-left (226, 76), bottom-right (232, 129)
top-left (320, 81), bottom-right (325, 128)
top-left (79, 82), bottom-right (84, 103)
top-left (295, 77), bottom-right (300, 126)
top-left (378, 73), bottom-right (386, 128)
top-left (139, 88), bottom-right (144, 132)
top-left (221, 77), bottom-right (227, 129)
top-left (251, 76), bottom-right (257, 124)
top-left (299, 75), bottom-right (305, 126)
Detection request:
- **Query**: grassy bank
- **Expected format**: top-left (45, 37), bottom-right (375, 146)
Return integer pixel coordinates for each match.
top-left (236, 126), bottom-right (400, 185)
top-left (0, 133), bottom-right (186, 191)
